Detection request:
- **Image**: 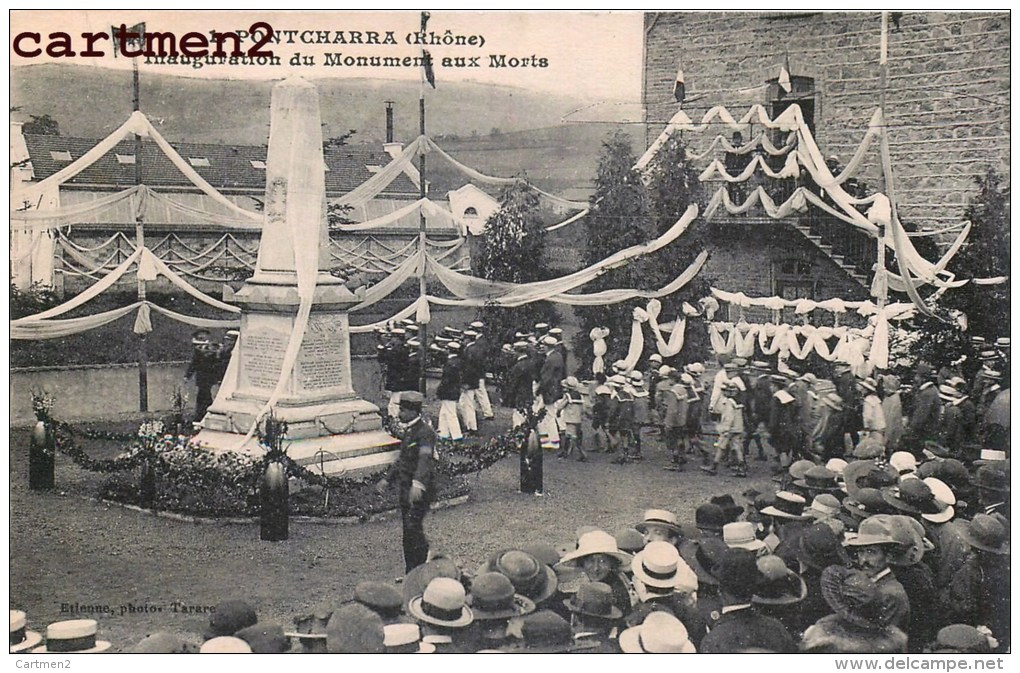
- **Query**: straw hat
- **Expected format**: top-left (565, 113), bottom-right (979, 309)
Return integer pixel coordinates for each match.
top-left (630, 541), bottom-right (698, 593)
top-left (198, 636), bottom-right (251, 653)
top-left (9, 611), bottom-right (42, 654)
top-left (760, 491), bottom-right (809, 520)
top-left (556, 530), bottom-right (633, 568)
top-left (619, 611), bottom-right (696, 654)
top-left (32, 619), bottom-right (111, 653)
top-left (407, 578), bottom-right (474, 628)
top-left (635, 509), bottom-right (682, 536)
top-left (921, 477), bottom-right (956, 523)
top-left (723, 521), bottom-right (766, 552)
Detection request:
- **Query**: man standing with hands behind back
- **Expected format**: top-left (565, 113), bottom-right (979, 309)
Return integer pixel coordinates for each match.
top-left (377, 391), bottom-right (437, 573)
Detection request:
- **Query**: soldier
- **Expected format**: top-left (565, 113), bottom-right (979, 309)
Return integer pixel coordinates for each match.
top-left (503, 342), bottom-right (535, 428)
top-left (376, 391), bottom-right (437, 573)
top-left (436, 342), bottom-right (464, 441)
top-left (184, 329), bottom-right (221, 422)
top-left (468, 321), bottom-right (495, 421)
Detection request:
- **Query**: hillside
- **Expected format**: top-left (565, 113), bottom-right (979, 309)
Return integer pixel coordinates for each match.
top-left (11, 63), bottom-right (631, 147)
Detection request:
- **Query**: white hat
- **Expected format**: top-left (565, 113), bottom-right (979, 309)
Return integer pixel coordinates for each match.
top-left (658, 365), bottom-right (674, 376)
top-left (630, 541), bottom-right (698, 593)
top-left (680, 373), bottom-right (695, 385)
top-left (33, 619), bottom-right (111, 653)
top-left (889, 451), bottom-right (918, 474)
top-left (541, 335), bottom-right (558, 346)
top-left (723, 521), bottom-right (766, 552)
top-left (629, 371), bottom-right (643, 382)
top-left (921, 477), bottom-right (956, 524)
top-left (649, 354), bottom-right (663, 363)
top-left (470, 321), bottom-right (485, 329)
top-left (556, 530), bottom-right (633, 568)
top-left (619, 612), bottom-right (696, 654)
top-left (9, 611), bottom-right (42, 654)
top-left (199, 636), bottom-right (252, 653)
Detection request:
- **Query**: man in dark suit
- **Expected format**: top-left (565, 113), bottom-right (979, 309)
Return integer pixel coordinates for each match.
top-left (700, 548), bottom-right (796, 653)
top-left (185, 329), bottom-right (222, 422)
top-left (904, 363), bottom-right (940, 456)
top-left (503, 342), bottom-right (535, 428)
top-left (377, 391), bottom-right (437, 573)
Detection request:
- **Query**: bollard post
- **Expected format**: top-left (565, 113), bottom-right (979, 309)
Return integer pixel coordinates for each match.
top-left (29, 420), bottom-right (55, 491)
top-left (260, 461), bottom-right (289, 541)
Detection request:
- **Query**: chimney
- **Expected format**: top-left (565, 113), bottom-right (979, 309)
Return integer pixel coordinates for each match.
top-left (384, 101), bottom-right (395, 143)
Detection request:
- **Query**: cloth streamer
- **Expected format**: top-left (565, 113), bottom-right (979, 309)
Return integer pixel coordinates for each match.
top-left (590, 327), bottom-right (610, 375)
top-left (686, 131), bottom-right (797, 161)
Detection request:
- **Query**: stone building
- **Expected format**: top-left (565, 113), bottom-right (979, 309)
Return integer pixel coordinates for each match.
top-left (642, 11), bottom-right (1009, 319)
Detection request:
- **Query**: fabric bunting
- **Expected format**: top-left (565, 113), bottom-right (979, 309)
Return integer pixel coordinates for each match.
top-left (698, 152), bottom-right (802, 182)
top-left (686, 131), bottom-right (797, 161)
top-left (424, 137), bottom-right (589, 211)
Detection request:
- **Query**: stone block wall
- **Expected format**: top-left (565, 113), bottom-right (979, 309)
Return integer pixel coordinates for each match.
top-left (644, 11), bottom-right (1009, 235)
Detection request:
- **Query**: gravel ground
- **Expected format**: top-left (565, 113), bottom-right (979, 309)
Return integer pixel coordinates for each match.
top-left (10, 415), bottom-right (780, 651)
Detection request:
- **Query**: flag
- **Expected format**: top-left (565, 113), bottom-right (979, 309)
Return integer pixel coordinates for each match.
top-left (111, 22), bottom-right (145, 58)
top-left (672, 62), bottom-right (685, 104)
top-left (778, 52), bottom-right (792, 94)
top-left (422, 49), bottom-right (436, 89)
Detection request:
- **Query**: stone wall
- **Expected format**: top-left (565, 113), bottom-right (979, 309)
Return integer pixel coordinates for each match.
top-left (644, 11), bottom-right (1009, 234)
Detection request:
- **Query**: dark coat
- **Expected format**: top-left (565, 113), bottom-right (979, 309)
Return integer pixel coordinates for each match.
top-left (436, 356), bottom-right (463, 401)
top-left (800, 614), bottom-right (907, 654)
top-left (502, 357), bottom-right (534, 409)
top-left (700, 605), bottom-right (796, 653)
top-left (539, 349), bottom-right (565, 403)
top-left (907, 383), bottom-right (941, 441)
top-left (385, 418), bottom-right (436, 506)
top-left (461, 341), bottom-right (485, 385)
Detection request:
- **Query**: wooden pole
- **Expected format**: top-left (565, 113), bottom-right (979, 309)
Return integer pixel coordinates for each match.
top-left (417, 83), bottom-right (428, 396)
top-left (133, 55), bottom-right (149, 412)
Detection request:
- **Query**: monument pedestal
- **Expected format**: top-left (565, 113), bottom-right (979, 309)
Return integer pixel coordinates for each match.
top-left (194, 275), bottom-right (399, 474)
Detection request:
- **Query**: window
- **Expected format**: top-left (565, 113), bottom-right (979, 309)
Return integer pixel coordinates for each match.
top-left (775, 257), bottom-right (818, 323)
top-left (116, 154), bottom-right (136, 165)
top-left (463, 207), bottom-right (478, 217)
top-left (49, 150), bottom-right (72, 161)
top-left (249, 159), bottom-right (266, 169)
top-left (188, 157), bottom-right (210, 167)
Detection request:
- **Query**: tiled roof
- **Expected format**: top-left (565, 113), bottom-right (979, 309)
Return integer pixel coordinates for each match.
top-left (22, 134), bottom-right (419, 197)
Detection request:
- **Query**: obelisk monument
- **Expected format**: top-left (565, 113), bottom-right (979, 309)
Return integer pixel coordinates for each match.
top-left (194, 76), bottom-right (398, 473)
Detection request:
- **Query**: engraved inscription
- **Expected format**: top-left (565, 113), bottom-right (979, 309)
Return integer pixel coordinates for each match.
top-left (298, 316), bottom-right (347, 390)
top-left (241, 330), bottom-right (288, 389)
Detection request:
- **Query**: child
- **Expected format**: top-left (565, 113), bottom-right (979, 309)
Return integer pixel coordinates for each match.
top-left (630, 371), bottom-right (649, 460)
top-left (609, 375), bottom-right (633, 464)
top-left (590, 379), bottom-right (611, 453)
top-left (682, 372), bottom-right (703, 459)
top-left (558, 377), bottom-right (587, 462)
top-left (702, 381), bottom-right (746, 477)
top-left (661, 369), bottom-right (689, 471)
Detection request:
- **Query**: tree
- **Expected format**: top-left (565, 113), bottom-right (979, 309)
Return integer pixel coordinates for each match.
top-left (939, 169), bottom-right (1010, 340)
top-left (23, 114), bottom-right (60, 136)
top-left (645, 130), bottom-right (711, 365)
top-left (476, 179), bottom-right (557, 345)
top-left (572, 130), bottom-right (656, 371)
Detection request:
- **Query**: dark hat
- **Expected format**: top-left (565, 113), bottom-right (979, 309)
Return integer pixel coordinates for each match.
top-left (614, 527), bottom-right (646, 553)
top-left (973, 465), bottom-right (1009, 493)
top-left (933, 459), bottom-right (970, 492)
top-left (881, 515), bottom-right (929, 566)
top-left (915, 362), bottom-right (934, 379)
top-left (844, 460), bottom-right (898, 501)
top-left (695, 503), bottom-right (727, 532)
top-left (235, 622), bottom-right (289, 654)
top-left (690, 537), bottom-right (729, 587)
top-left (752, 556), bottom-right (807, 606)
top-left (520, 543), bottom-right (561, 569)
top-left (399, 391), bottom-right (425, 408)
top-left (712, 548), bottom-right (760, 599)
top-left (710, 494), bottom-right (744, 523)
top-left (511, 611), bottom-right (588, 653)
top-left (932, 625), bottom-right (992, 654)
top-left (881, 480), bottom-right (941, 515)
top-left (760, 491), bottom-right (809, 520)
top-left (844, 515), bottom-right (899, 547)
top-left (795, 466), bottom-right (841, 492)
top-left (354, 581), bottom-right (404, 619)
top-left (467, 572), bottom-right (535, 621)
top-left (206, 599), bottom-right (257, 639)
top-left (820, 566), bottom-right (895, 630)
top-left (961, 514), bottom-right (1009, 555)
top-left (480, 550), bottom-right (558, 605)
top-left (842, 488), bottom-right (893, 519)
top-left (128, 632), bottom-right (196, 654)
top-left (798, 523), bottom-right (850, 570)
top-left (562, 581), bottom-right (622, 620)
top-left (789, 459), bottom-right (816, 481)
top-left (326, 604), bottom-right (385, 654)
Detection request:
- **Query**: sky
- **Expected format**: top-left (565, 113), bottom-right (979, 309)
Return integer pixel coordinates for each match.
top-left (9, 10), bottom-right (645, 103)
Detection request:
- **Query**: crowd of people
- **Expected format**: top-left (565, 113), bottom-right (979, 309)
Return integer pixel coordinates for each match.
top-left (18, 436), bottom-right (1007, 654)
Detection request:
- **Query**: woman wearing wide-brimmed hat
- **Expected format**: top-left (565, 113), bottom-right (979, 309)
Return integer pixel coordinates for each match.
top-left (800, 566), bottom-right (907, 653)
top-left (554, 530), bottom-right (634, 618)
top-left (940, 514), bottom-right (1010, 649)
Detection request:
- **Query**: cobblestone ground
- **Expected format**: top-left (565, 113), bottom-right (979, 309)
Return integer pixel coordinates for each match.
top-left (10, 413), bottom-right (780, 651)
